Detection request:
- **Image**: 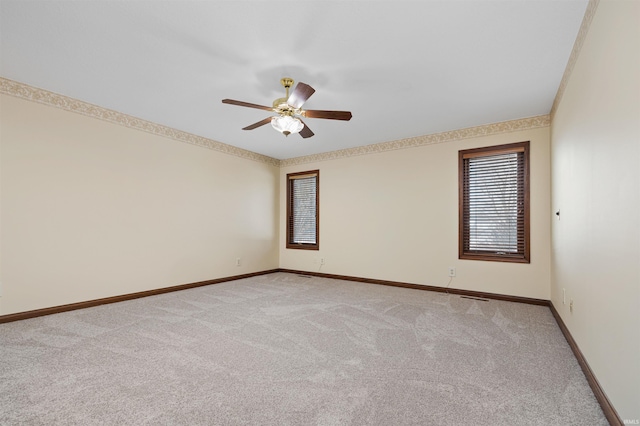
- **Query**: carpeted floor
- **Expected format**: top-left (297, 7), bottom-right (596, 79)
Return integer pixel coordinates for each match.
top-left (0, 272), bottom-right (606, 425)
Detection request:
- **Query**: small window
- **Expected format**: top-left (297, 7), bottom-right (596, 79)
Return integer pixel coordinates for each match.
top-left (459, 142), bottom-right (530, 263)
top-left (286, 170), bottom-right (319, 250)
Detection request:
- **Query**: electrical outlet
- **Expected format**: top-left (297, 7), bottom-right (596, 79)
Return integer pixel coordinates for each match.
top-left (448, 267), bottom-right (456, 277)
top-left (570, 299), bottom-right (574, 313)
top-left (236, 258), bottom-right (241, 267)
top-left (563, 288), bottom-right (566, 305)
top-left (320, 258), bottom-right (325, 265)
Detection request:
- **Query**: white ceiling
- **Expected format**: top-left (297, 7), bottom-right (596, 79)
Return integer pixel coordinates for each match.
top-left (0, 0), bottom-right (588, 160)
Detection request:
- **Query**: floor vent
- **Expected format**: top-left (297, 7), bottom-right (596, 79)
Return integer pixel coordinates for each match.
top-left (297, 274), bottom-right (313, 278)
top-left (460, 296), bottom-right (490, 302)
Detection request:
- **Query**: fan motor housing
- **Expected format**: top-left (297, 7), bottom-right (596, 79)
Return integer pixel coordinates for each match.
top-left (273, 98), bottom-right (299, 117)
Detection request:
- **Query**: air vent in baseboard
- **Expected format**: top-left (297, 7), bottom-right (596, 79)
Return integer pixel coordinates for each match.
top-left (460, 296), bottom-right (489, 302)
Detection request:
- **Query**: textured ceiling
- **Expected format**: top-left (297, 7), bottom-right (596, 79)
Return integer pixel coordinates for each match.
top-left (0, 1), bottom-right (588, 160)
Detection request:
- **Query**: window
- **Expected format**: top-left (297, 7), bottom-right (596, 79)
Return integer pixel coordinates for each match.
top-left (459, 141), bottom-right (530, 263)
top-left (286, 170), bottom-right (319, 250)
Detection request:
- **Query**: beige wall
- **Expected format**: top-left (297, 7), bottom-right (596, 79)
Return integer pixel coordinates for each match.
top-left (280, 126), bottom-right (551, 300)
top-left (551, 0), bottom-right (639, 420)
top-left (0, 94), bottom-right (280, 315)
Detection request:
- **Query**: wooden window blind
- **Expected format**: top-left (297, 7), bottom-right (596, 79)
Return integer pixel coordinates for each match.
top-left (459, 142), bottom-right (530, 263)
top-left (286, 170), bottom-right (319, 250)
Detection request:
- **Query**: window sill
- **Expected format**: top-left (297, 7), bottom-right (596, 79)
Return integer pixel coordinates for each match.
top-left (460, 253), bottom-right (530, 264)
top-left (286, 243), bottom-right (319, 251)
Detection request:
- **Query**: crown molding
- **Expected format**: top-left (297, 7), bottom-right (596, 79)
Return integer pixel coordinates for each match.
top-left (2, 77), bottom-right (550, 169)
top-left (0, 77), bottom-right (281, 167)
top-left (550, 0), bottom-right (600, 118)
top-left (280, 115), bottom-right (550, 167)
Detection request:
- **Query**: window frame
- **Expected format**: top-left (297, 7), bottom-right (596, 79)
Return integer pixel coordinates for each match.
top-left (458, 141), bottom-right (530, 263)
top-left (286, 170), bottom-right (320, 250)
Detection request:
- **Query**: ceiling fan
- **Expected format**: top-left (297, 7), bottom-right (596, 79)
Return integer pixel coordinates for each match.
top-left (222, 77), bottom-right (352, 138)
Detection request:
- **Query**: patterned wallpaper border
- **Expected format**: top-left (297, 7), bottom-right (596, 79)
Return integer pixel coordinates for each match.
top-left (280, 115), bottom-right (550, 167)
top-left (2, 77), bottom-right (550, 168)
top-left (550, 0), bottom-right (600, 118)
top-left (0, 77), bottom-right (281, 167)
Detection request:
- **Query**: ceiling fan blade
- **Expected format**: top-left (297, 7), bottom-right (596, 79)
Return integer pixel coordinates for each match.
top-left (299, 120), bottom-right (314, 138)
top-left (287, 82), bottom-right (315, 109)
top-left (242, 117), bottom-right (272, 130)
top-left (222, 99), bottom-right (273, 111)
top-left (303, 109), bottom-right (352, 121)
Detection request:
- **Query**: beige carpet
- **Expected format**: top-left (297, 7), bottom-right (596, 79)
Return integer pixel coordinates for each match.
top-left (0, 272), bottom-right (606, 425)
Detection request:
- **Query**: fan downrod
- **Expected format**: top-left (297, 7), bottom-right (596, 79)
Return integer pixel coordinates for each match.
top-left (280, 77), bottom-right (294, 100)
top-left (273, 77), bottom-right (295, 111)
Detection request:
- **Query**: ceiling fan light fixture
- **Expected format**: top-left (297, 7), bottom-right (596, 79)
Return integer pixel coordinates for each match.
top-left (223, 77), bottom-right (350, 139)
top-left (271, 115), bottom-right (304, 136)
